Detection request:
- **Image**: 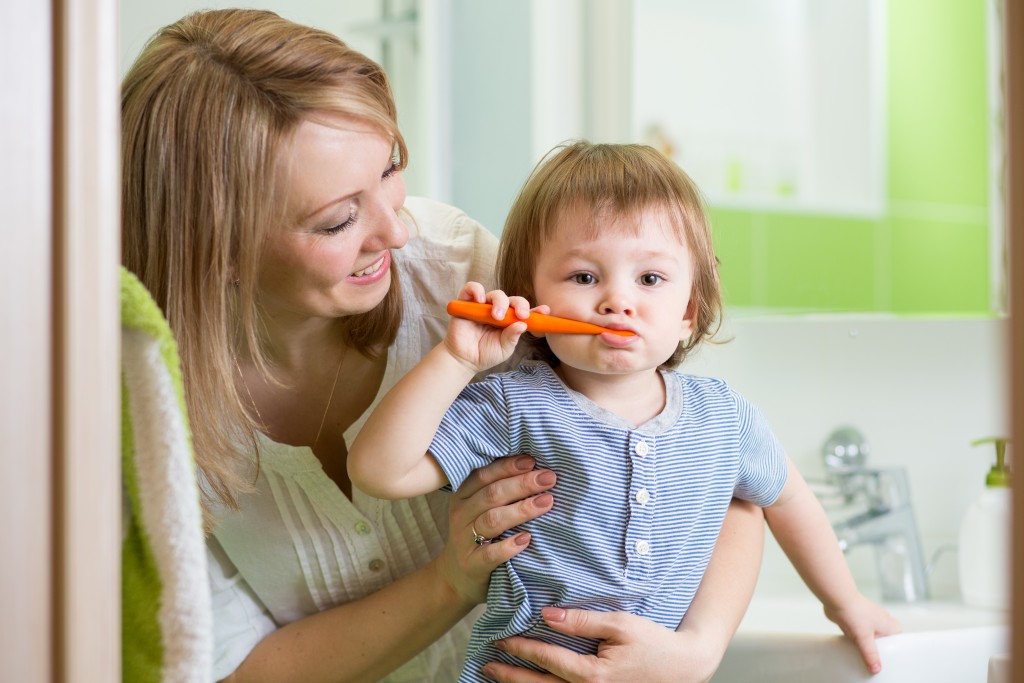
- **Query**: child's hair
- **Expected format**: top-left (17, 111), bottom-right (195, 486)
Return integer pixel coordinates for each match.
top-left (497, 140), bottom-right (722, 368)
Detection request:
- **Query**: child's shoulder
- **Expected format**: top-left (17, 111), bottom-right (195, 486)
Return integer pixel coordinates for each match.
top-left (471, 359), bottom-right (556, 387)
top-left (667, 370), bottom-right (731, 393)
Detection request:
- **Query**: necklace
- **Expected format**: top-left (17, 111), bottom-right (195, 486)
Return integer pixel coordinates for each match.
top-left (312, 347), bottom-right (347, 451)
top-left (233, 345), bottom-right (347, 452)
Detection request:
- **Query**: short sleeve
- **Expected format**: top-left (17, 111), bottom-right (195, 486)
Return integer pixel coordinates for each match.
top-left (430, 374), bottom-right (514, 490)
top-left (732, 391), bottom-right (789, 506)
top-left (207, 536), bottom-right (277, 681)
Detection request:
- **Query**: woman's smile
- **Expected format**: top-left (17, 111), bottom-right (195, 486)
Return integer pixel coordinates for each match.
top-left (349, 252), bottom-right (390, 283)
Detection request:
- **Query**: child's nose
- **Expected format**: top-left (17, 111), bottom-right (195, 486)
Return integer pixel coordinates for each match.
top-left (599, 289), bottom-right (636, 316)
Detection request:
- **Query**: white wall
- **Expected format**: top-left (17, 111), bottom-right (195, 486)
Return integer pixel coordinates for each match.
top-left (687, 315), bottom-right (1010, 599)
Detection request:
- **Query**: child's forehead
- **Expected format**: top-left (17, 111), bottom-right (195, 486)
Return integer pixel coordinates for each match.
top-left (550, 201), bottom-right (688, 242)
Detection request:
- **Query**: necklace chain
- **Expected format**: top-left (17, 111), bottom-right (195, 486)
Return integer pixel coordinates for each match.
top-left (233, 346), bottom-right (347, 452)
top-left (312, 347), bottom-right (347, 451)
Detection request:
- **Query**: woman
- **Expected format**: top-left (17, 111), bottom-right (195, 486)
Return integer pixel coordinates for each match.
top-left (121, 9), bottom-right (764, 682)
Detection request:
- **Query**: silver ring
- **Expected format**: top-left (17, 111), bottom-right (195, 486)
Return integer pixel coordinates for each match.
top-left (472, 526), bottom-right (491, 545)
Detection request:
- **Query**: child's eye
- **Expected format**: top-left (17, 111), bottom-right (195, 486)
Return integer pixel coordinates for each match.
top-left (639, 273), bottom-right (663, 286)
top-left (571, 273), bottom-right (595, 285)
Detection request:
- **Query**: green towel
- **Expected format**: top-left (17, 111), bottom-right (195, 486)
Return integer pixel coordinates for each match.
top-left (121, 267), bottom-right (211, 682)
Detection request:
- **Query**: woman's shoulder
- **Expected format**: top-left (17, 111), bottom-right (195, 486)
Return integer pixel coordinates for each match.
top-left (403, 196), bottom-right (496, 249)
top-left (399, 196), bottom-right (500, 294)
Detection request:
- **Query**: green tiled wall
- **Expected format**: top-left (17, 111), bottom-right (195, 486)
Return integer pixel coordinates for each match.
top-left (712, 0), bottom-right (994, 315)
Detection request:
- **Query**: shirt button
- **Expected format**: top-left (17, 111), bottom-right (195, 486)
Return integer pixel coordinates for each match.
top-left (635, 540), bottom-right (651, 555)
top-left (354, 521), bottom-right (372, 535)
top-left (368, 559), bottom-right (385, 572)
top-left (635, 488), bottom-right (650, 505)
top-left (635, 440), bottom-right (650, 457)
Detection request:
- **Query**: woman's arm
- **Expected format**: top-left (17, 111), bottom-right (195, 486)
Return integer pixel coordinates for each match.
top-left (481, 498), bottom-right (765, 683)
top-left (221, 455), bottom-right (556, 683)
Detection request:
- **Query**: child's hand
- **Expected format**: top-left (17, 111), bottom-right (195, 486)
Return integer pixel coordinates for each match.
top-left (444, 282), bottom-right (539, 372)
top-left (824, 593), bottom-right (901, 675)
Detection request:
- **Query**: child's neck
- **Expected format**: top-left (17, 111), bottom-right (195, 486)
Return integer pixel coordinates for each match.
top-left (555, 365), bottom-right (666, 428)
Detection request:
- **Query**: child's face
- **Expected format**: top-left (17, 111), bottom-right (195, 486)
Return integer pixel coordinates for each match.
top-left (532, 204), bottom-right (695, 376)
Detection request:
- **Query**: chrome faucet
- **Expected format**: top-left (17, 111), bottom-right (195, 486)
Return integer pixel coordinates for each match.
top-left (820, 428), bottom-right (930, 602)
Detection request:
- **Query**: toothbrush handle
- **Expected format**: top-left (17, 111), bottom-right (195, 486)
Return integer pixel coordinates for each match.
top-left (445, 300), bottom-right (634, 336)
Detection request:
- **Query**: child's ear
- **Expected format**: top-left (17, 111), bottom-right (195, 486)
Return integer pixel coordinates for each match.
top-left (680, 299), bottom-right (697, 341)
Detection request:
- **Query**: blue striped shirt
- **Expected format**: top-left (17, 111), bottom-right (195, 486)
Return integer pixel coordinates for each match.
top-left (430, 360), bottom-right (788, 679)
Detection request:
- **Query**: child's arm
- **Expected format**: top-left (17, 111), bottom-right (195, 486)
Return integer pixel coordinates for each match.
top-left (347, 283), bottom-right (531, 500)
top-left (764, 458), bottom-right (901, 675)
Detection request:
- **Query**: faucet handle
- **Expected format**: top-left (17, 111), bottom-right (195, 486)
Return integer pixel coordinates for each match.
top-left (822, 426), bottom-right (870, 472)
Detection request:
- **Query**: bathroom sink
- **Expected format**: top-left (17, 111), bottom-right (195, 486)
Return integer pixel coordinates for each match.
top-left (714, 596), bottom-right (1008, 683)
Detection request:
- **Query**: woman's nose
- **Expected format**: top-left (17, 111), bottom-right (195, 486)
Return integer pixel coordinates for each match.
top-left (366, 184), bottom-right (409, 250)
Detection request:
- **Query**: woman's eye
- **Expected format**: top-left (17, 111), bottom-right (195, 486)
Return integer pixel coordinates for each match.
top-left (571, 273), bottom-right (595, 285)
top-left (640, 273), bottom-right (663, 286)
top-left (323, 201), bottom-right (358, 235)
top-left (382, 157), bottom-right (401, 180)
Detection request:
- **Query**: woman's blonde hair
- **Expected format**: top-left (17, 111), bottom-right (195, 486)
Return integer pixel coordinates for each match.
top-left (121, 9), bottom-right (408, 525)
top-left (497, 141), bottom-right (722, 369)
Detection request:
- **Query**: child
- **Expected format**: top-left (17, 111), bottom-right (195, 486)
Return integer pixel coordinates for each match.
top-left (348, 141), bottom-right (899, 681)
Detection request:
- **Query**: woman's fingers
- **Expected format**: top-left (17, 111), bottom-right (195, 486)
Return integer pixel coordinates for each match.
top-left (454, 457), bottom-right (556, 534)
top-left (486, 637), bottom-right (587, 683)
top-left (439, 457), bottom-right (555, 605)
top-left (480, 659), bottom-right (564, 683)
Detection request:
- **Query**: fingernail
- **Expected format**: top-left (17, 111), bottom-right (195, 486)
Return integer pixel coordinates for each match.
top-left (494, 639), bottom-right (508, 651)
top-left (481, 665), bottom-right (497, 678)
top-left (514, 532), bottom-right (531, 546)
top-left (514, 456), bottom-right (535, 471)
top-left (533, 493), bottom-right (553, 508)
top-left (542, 607), bottom-right (566, 622)
top-left (536, 470), bottom-right (556, 486)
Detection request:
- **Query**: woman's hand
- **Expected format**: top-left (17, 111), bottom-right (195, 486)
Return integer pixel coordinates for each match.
top-left (435, 455), bottom-right (556, 605)
top-left (480, 608), bottom-right (721, 683)
top-left (480, 499), bottom-right (767, 683)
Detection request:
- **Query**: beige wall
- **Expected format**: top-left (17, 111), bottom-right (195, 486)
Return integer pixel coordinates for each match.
top-left (1, 0), bottom-right (120, 680)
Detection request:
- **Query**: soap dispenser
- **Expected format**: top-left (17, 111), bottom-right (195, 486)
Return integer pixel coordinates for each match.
top-left (958, 437), bottom-right (1011, 610)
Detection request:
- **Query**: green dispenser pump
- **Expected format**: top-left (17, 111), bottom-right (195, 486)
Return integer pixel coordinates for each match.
top-left (973, 437), bottom-right (1011, 488)
top-left (958, 437), bottom-right (1011, 609)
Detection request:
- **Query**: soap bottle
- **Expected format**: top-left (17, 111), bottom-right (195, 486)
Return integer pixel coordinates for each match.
top-left (958, 437), bottom-right (1011, 610)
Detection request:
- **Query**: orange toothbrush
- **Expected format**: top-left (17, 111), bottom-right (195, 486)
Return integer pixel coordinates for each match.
top-left (446, 300), bottom-right (635, 337)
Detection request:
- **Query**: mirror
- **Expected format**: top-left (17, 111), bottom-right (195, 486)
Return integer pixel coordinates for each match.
top-left (120, 0), bottom-right (1006, 318)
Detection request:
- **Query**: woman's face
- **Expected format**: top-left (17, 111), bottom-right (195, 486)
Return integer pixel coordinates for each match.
top-left (259, 113), bottom-right (408, 324)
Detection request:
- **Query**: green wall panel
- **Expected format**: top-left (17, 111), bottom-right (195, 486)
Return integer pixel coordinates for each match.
top-left (760, 214), bottom-right (877, 312)
top-left (708, 0), bottom-right (993, 316)
top-left (889, 218), bottom-right (990, 312)
top-left (888, 0), bottom-right (989, 206)
top-left (710, 209), bottom-right (755, 307)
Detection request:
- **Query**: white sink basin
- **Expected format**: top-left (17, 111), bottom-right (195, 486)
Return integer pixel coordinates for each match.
top-left (714, 596), bottom-right (1008, 683)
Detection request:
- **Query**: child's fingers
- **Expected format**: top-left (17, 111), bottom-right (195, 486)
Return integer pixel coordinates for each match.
top-left (852, 634), bottom-right (882, 675)
top-left (500, 321), bottom-right (528, 350)
top-left (508, 296), bottom-right (533, 320)
top-left (459, 281), bottom-right (487, 302)
top-left (484, 289), bottom-right (511, 321)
